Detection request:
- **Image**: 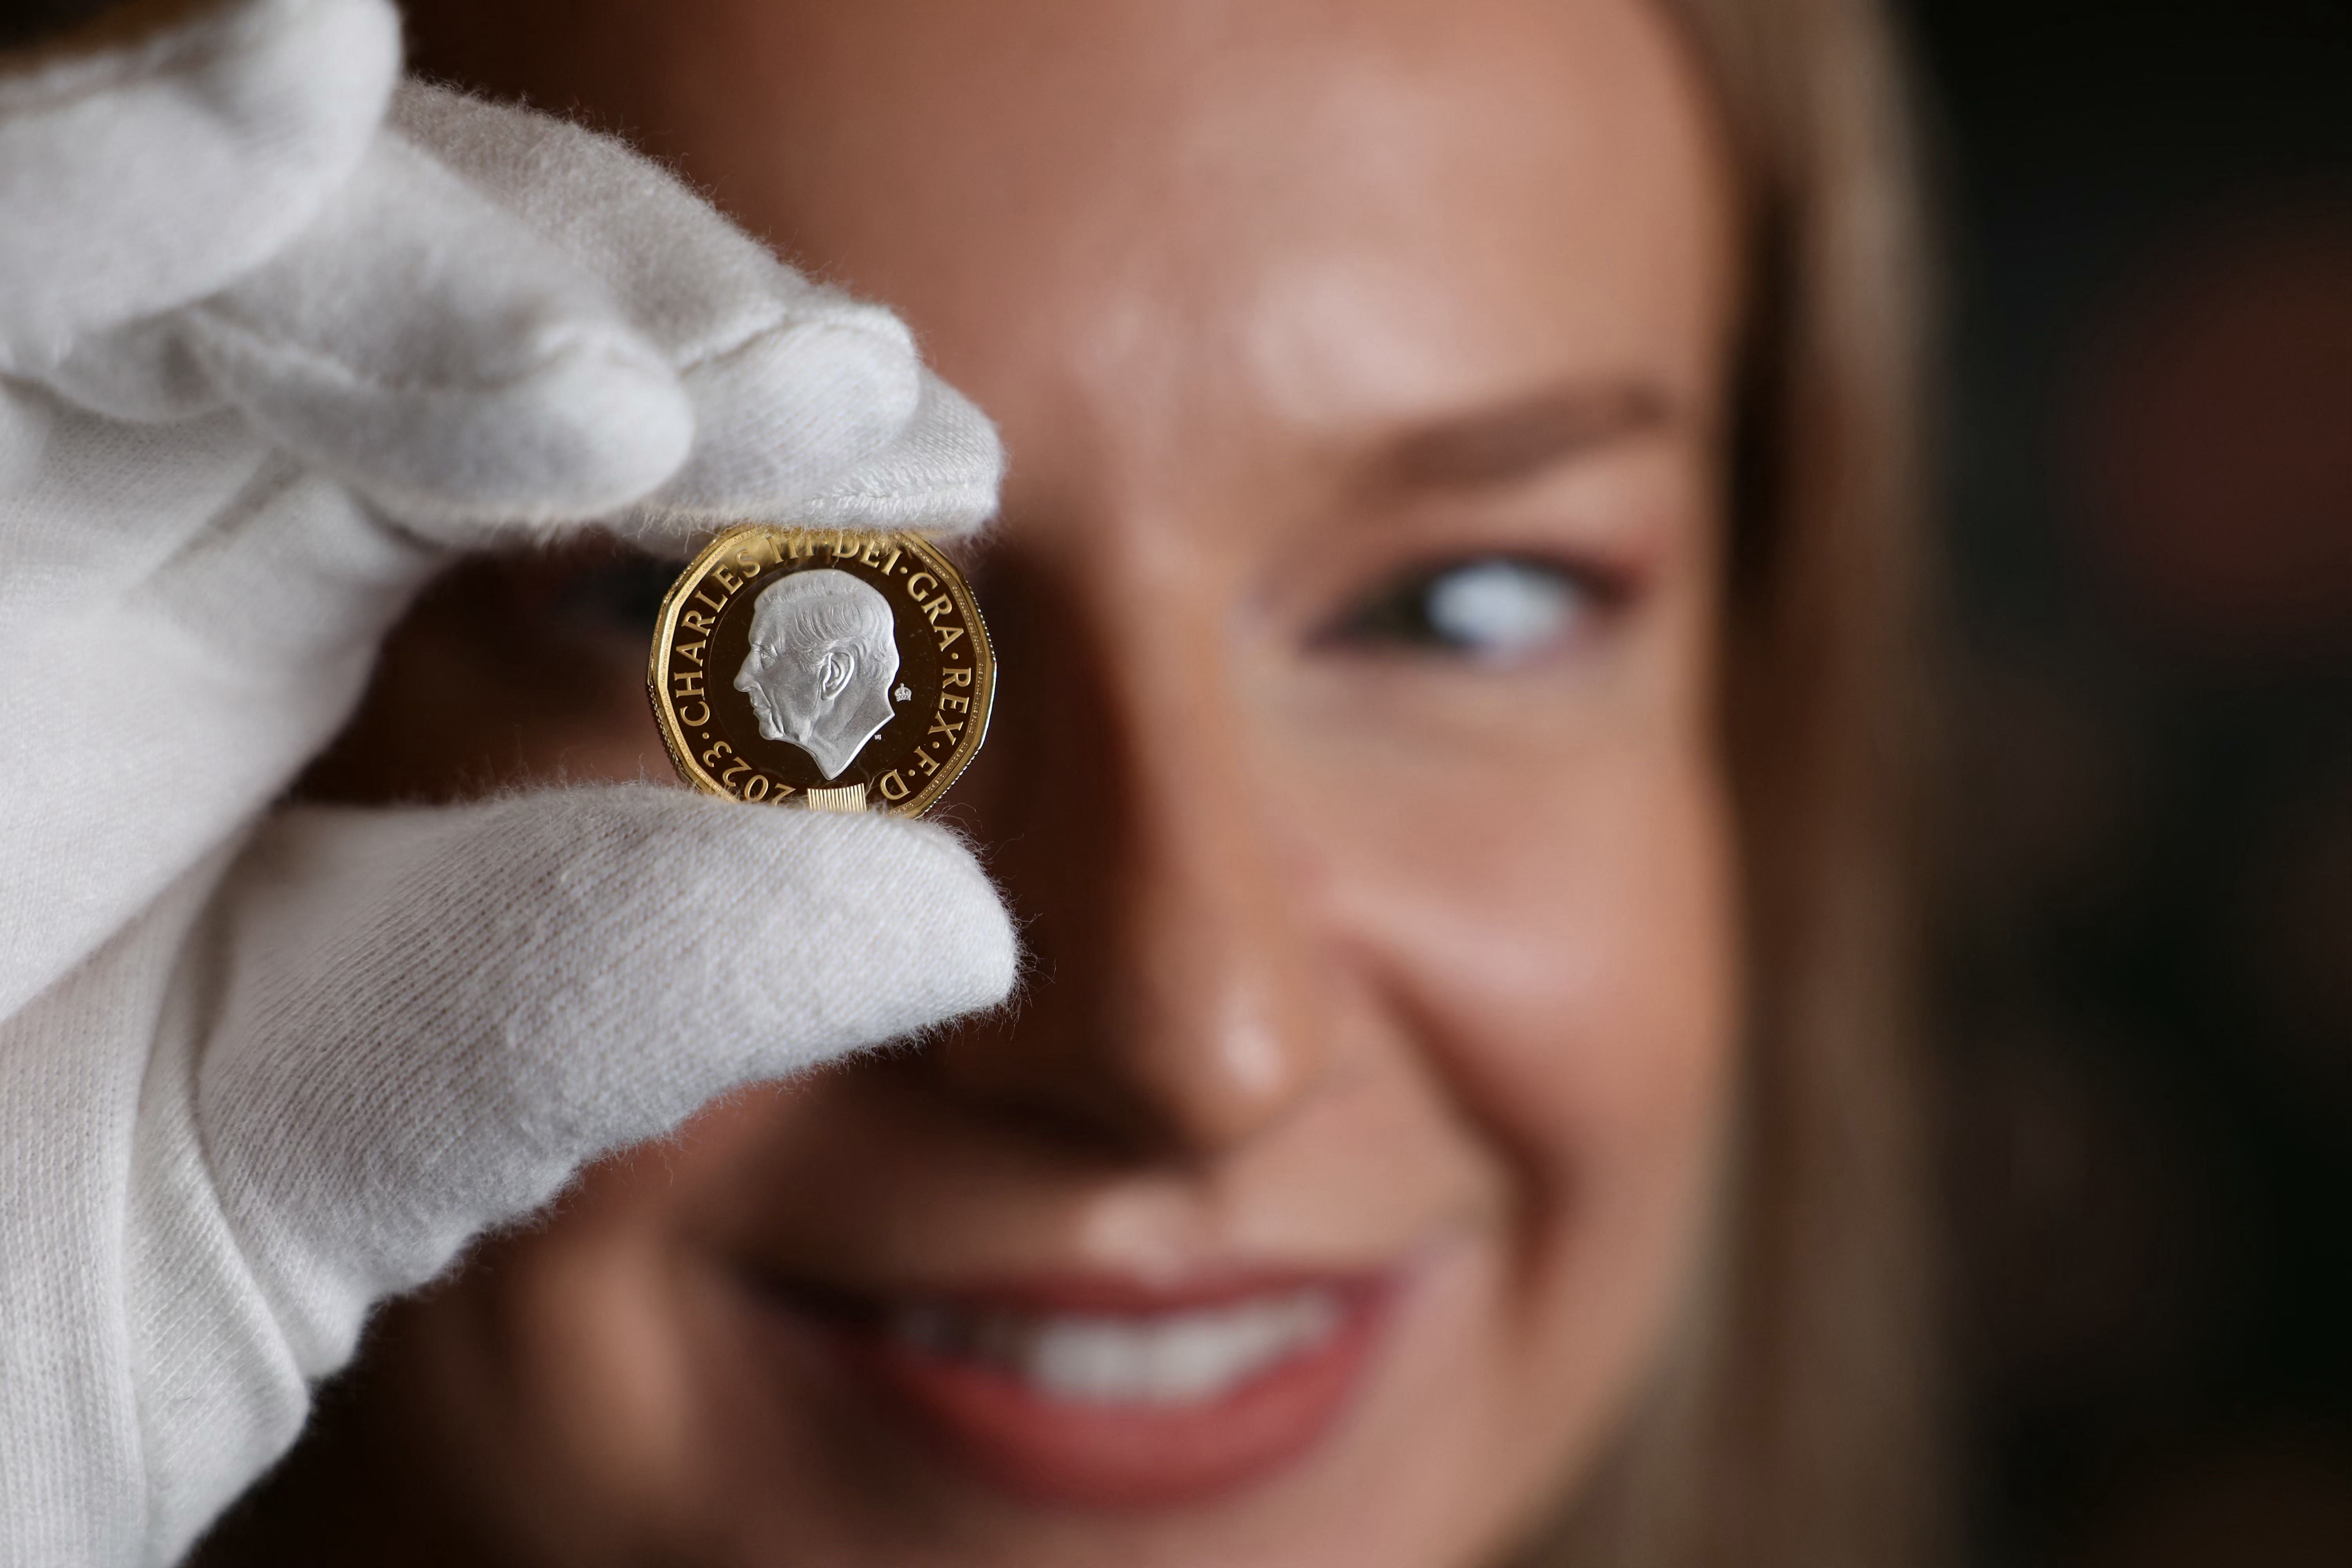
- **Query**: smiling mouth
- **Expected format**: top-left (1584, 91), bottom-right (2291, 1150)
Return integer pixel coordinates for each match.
top-left (892, 1284), bottom-right (1348, 1403)
top-left (748, 1269), bottom-right (1399, 1509)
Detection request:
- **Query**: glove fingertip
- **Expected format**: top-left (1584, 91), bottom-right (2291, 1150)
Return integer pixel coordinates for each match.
top-left (641, 368), bottom-right (1007, 540)
top-left (650, 307), bottom-right (925, 518)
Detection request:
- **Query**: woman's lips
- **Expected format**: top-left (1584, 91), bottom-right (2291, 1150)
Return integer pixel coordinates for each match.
top-left (756, 1270), bottom-right (1397, 1510)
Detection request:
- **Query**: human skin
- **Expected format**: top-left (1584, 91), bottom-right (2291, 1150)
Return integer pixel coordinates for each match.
top-left (226, 0), bottom-right (1745, 1563)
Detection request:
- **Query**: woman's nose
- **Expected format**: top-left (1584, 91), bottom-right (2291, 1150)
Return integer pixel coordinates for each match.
top-left (931, 549), bottom-right (1337, 1158)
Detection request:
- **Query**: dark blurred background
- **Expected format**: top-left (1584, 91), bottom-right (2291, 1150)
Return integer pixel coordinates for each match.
top-left (1901, 1), bottom-right (2352, 1564)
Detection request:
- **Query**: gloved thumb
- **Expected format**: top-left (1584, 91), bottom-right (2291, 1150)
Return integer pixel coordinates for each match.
top-left (190, 786), bottom-right (1015, 1377)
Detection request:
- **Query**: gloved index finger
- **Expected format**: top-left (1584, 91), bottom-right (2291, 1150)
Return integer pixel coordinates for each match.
top-left (393, 84), bottom-right (1004, 539)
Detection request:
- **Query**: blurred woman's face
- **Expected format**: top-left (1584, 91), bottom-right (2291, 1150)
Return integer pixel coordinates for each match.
top-left (314, 0), bottom-right (1741, 1562)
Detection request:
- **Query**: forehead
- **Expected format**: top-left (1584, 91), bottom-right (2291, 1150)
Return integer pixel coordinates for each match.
top-left (635, 0), bottom-right (1732, 491)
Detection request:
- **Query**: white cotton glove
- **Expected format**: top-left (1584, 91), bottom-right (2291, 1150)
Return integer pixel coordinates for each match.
top-left (0, 4), bottom-right (1018, 1564)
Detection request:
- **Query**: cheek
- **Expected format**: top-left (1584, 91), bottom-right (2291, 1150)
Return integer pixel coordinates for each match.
top-left (1325, 746), bottom-right (1739, 1175)
top-left (1317, 738), bottom-right (1741, 1398)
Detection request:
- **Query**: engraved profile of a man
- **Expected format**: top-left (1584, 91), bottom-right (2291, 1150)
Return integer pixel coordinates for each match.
top-left (732, 569), bottom-right (902, 780)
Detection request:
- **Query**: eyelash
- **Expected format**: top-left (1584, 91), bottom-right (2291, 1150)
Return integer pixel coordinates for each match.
top-left (1327, 554), bottom-right (1612, 663)
top-left (547, 552), bottom-right (678, 633)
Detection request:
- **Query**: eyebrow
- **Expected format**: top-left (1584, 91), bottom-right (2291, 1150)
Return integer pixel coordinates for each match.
top-left (1372, 378), bottom-right (1679, 492)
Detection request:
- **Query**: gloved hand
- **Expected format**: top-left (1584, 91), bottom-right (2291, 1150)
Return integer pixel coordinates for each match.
top-left (0, 3), bottom-right (1018, 1564)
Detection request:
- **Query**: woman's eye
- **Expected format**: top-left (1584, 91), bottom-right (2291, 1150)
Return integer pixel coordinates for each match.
top-left (1332, 556), bottom-right (1594, 661)
top-left (546, 550), bottom-right (678, 635)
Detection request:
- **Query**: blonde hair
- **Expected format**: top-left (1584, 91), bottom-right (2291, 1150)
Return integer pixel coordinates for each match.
top-left (1535, 1), bottom-right (1938, 1564)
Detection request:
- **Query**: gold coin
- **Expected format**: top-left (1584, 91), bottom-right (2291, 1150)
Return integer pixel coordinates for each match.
top-left (647, 526), bottom-right (995, 816)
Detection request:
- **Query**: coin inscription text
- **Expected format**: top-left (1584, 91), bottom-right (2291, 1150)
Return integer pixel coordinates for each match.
top-left (648, 527), bottom-right (995, 817)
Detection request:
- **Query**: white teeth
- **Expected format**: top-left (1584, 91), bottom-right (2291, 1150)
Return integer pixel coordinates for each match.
top-left (888, 1289), bottom-right (1343, 1407)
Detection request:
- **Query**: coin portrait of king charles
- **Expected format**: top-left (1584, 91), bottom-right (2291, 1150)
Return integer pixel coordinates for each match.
top-left (731, 569), bottom-right (903, 780)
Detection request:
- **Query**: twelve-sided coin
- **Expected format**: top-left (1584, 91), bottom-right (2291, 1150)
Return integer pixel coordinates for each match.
top-left (648, 526), bottom-right (994, 816)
